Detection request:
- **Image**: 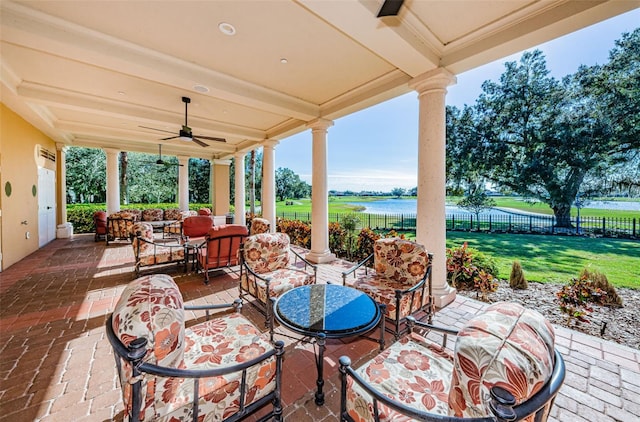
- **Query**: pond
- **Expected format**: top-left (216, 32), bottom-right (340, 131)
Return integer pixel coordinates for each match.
top-left (348, 198), bottom-right (517, 216)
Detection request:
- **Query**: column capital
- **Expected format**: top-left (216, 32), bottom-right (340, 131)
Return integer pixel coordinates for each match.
top-left (213, 159), bottom-right (232, 166)
top-left (263, 139), bottom-right (280, 148)
top-left (306, 118), bottom-right (334, 131)
top-left (409, 68), bottom-right (456, 94)
top-left (103, 147), bottom-right (120, 155)
top-left (233, 151), bottom-right (247, 159)
top-left (176, 155), bottom-right (189, 165)
top-left (55, 142), bottom-right (68, 152)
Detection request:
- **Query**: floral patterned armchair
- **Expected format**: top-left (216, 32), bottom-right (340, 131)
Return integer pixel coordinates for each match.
top-left (132, 222), bottom-right (185, 276)
top-left (249, 217), bottom-right (271, 235)
top-left (339, 302), bottom-right (565, 422)
top-left (342, 237), bottom-right (434, 339)
top-left (239, 232), bottom-right (317, 328)
top-left (106, 211), bottom-right (136, 245)
top-left (105, 274), bottom-right (285, 422)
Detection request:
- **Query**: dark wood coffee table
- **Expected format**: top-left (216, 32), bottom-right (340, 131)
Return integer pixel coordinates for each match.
top-left (274, 284), bottom-right (385, 405)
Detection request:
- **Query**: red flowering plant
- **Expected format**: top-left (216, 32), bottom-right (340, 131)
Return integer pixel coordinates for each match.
top-left (556, 272), bottom-right (608, 325)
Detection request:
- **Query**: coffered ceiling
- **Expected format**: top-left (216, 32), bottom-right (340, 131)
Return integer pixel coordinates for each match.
top-left (1, 0), bottom-right (636, 160)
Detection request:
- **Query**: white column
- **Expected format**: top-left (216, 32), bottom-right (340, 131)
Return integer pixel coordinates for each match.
top-left (234, 152), bottom-right (247, 226)
top-left (104, 148), bottom-right (120, 215)
top-left (55, 144), bottom-right (73, 238)
top-left (306, 118), bottom-right (335, 264)
top-left (262, 141), bottom-right (278, 232)
top-left (177, 155), bottom-right (189, 211)
top-left (409, 68), bottom-right (457, 308)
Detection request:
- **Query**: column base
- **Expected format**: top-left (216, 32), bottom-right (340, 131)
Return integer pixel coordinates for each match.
top-left (433, 283), bottom-right (457, 309)
top-left (56, 223), bottom-right (73, 239)
top-left (305, 250), bottom-right (336, 264)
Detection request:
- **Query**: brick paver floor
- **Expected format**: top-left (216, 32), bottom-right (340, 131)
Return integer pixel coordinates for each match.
top-left (0, 234), bottom-right (638, 421)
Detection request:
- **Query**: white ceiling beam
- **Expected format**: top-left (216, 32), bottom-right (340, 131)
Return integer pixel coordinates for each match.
top-left (298, 0), bottom-right (440, 77)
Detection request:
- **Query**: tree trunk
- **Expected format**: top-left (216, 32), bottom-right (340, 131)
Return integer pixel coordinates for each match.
top-left (249, 150), bottom-right (256, 215)
top-left (552, 203), bottom-right (573, 228)
top-left (119, 151), bottom-right (128, 205)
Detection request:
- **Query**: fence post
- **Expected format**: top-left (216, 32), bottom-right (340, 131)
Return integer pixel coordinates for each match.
top-left (368, 214), bottom-right (371, 229)
top-left (602, 217), bottom-right (606, 235)
top-left (384, 214), bottom-right (387, 230)
top-left (470, 215), bottom-right (473, 231)
top-left (529, 216), bottom-right (533, 232)
top-left (452, 215), bottom-right (455, 230)
top-left (489, 215), bottom-right (492, 232)
top-left (634, 218), bottom-right (637, 237)
top-left (401, 214), bottom-right (404, 230)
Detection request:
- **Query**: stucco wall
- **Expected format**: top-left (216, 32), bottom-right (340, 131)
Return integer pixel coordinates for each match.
top-left (0, 103), bottom-right (57, 270)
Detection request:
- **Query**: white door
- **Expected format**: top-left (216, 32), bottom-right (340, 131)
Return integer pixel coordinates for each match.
top-left (38, 167), bottom-right (56, 247)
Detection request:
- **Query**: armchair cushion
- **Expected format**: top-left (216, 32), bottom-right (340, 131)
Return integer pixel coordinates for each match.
top-left (346, 275), bottom-right (428, 321)
top-left (142, 208), bottom-right (164, 222)
top-left (121, 209), bottom-right (142, 221)
top-left (343, 302), bottom-right (558, 421)
top-left (106, 211), bottom-right (136, 243)
top-left (241, 232), bottom-right (290, 273)
top-left (197, 224), bottom-right (248, 283)
top-left (109, 274), bottom-right (281, 421)
top-left (374, 237), bottom-right (429, 286)
top-left (132, 222), bottom-right (185, 274)
top-left (183, 215), bottom-right (214, 238)
top-left (163, 208), bottom-right (182, 221)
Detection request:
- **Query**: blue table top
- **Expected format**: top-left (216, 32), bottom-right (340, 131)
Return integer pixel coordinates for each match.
top-left (274, 284), bottom-right (380, 338)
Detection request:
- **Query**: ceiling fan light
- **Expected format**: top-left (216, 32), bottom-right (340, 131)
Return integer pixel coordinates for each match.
top-left (178, 135), bottom-right (192, 142)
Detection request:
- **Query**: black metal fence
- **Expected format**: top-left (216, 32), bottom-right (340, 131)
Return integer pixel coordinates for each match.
top-left (276, 211), bottom-right (638, 239)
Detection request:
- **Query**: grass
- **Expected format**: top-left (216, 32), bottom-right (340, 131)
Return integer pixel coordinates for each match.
top-left (446, 232), bottom-right (640, 289)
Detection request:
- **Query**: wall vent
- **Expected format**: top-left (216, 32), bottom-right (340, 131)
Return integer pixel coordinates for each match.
top-left (39, 147), bottom-right (56, 163)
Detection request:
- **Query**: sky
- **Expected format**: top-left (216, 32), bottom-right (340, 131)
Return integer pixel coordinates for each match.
top-left (274, 8), bottom-right (640, 193)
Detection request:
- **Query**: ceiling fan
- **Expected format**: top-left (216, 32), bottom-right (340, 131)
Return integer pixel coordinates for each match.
top-left (140, 96), bottom-right (226, 148)
top-left (144, 144), bottom-right (183, 168)
top-left (377, 0), bottom-right (404, 17)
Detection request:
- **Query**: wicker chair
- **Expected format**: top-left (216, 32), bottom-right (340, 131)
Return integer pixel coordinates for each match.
top-left (339, 302), bottom-right (565, 422)
top-left (106, 274), bottom-right (285, 422)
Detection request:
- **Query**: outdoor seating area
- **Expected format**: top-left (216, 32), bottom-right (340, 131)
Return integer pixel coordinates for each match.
top-left (0, 234), bottom-right (639, 422)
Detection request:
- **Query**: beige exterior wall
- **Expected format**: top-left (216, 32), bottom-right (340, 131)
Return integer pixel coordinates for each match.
top-left (213, 161), bottom-right (230, 216)
top-left (0, 103), bottom-right (57, 270)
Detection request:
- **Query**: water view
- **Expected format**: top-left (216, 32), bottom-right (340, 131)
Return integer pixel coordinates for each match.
top-left (348, 198), bottom-right (640, 216)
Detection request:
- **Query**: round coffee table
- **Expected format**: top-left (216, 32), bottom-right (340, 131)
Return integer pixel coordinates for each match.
top-left (274, 284), bottom-right (385, 405)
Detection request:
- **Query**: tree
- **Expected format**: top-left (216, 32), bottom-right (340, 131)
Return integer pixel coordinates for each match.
top-left (119, 151), bottom-right (129, 204)
top-left (473, 51), bottom-right (602, 227)
top-left (189, 158), bottom-right (210, 203)
top-left (66, 147), bottom-right (106, 203)
top-left (390, 187), bottom-right (405, 198)
top-left (275, 167), bottom-right (310, 201)
top-left (457, 189), bottom-right (496, 228)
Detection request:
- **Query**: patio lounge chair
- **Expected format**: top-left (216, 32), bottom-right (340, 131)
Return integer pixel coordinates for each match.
top-left (106, 211), bottom-right (136, 245)
top-left (342, 237), bottom-right (434, 340)
top-left (196, 224), bottom-right (249, 283)
top-left (105, 273), bottom-right (285, 422)
top-left (132, 222), bottom-right (185, 276)
top-left (239, 232), bottom-right (317, 327)
top-left (339, 302), bottom-right (565, 422)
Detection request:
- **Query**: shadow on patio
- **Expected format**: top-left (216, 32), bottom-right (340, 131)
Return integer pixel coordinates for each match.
top-left (0, 234), bottom-right (638, 421)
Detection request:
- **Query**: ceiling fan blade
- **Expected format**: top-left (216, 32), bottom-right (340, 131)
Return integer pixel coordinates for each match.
top-left (377, 0), bottom-right (404, 17)
top-left (194, 135), bottom-right (226, 142)
top-left (139, 125), bottom-right (176, 135)
top-left (160, 136), bottom-right (180, 141)
top-left (191, 137), bottom-right (209, 148)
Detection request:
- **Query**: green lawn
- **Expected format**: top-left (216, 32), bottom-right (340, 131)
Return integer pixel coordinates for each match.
top-left (446, 232), bottom-right (640, 289)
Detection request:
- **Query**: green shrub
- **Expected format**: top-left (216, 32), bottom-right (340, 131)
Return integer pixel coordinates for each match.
top-left (509, 260), bottom-right (528, 289)
top-left (328, 222), bottom-right (348, 258)
top-left (353, 228), bottom-right (381, 261)
top-left (446, 242), bottom-right (498, 301)
top-left (556, 275), bottom-right (608, 324)
top-left (276, 219), bottom-right (311, 249)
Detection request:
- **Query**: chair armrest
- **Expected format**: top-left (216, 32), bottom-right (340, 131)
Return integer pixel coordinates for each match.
top-left (138, 340), bottom-right (284, 379)
top-left (406, 316), bottom-right (460, 337)
top-left (291, 248), bottom-right (318, 273)
top-left (341, 253), bottom-right (374, 283)
top-left (241, 258), bottom-right (272, 282)
top-left (184, 298), bottom-right (242, 320)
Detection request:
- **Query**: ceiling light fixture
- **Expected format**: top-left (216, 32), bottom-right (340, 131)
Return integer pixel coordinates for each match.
top-left (218, 22), bottom-right (236, 36)
top-left (280, 58), bottom-right (288, 64)
top-left (193, 84), bottom-right (209, 93)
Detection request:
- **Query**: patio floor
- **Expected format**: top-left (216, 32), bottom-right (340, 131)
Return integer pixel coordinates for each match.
top-left (0, 234), bottom-right (638, 421)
